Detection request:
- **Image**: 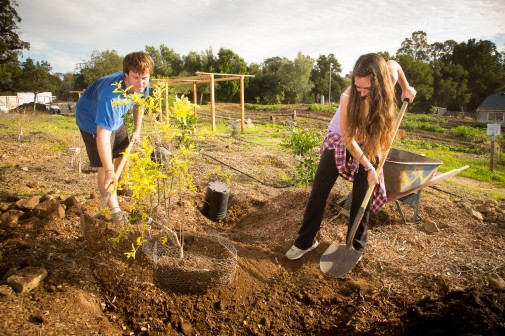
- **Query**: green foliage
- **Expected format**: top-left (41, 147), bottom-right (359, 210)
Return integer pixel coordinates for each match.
top-left (401, 120), bottom-right (445, 132)
top-left (449, 125), bottom-right (487, 142)
top-left (404, 114), bottom-right (448, 124)
top-left (244, 103), bottom-right (281, 111)
top-left (282, 127), bottom-right (323, 186)
top-left (307, 103), bottom-right (338, 113)
top-left (77, 50), bottom-right (123, 88)
top-left (205, 166), bottom-right (232, 185)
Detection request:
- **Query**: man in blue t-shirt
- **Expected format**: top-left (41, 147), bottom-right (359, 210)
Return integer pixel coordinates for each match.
top-left (76, 51), bottom-right (154, 224)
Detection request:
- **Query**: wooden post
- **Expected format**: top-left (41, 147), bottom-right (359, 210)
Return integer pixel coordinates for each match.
top-left (164, 83), bottom-right (169, 124)
top-left (193, 82), bottom-right (198, 116)
top-left (240, 76), bottom-right (245, 132)
top-left (490, 135), bottom-right (495, 172)
top-left (210, 73), bottom-right (216, 132)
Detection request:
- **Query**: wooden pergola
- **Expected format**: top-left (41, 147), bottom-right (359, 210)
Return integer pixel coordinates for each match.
top-left (151, 72), bottom-right (255, 132)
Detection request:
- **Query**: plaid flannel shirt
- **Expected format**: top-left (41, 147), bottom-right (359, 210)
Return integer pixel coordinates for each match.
top-left (321, 130), bottom-right (387, 213)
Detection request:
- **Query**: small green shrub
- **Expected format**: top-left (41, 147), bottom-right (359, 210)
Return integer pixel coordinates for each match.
top-left (282, 128), bottom-right (323, 186)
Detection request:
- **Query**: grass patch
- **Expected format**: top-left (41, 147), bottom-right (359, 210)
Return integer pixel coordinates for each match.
top-left (307, 103), bottom-right (338, 113)
top-left (244, 103), bottom-right (281, 112)
top-left (396, 139), bottom-right (505, 188)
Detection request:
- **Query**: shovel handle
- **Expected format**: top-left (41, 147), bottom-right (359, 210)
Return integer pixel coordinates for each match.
top-left (346, 100), bottom-right (409, 248)
top-left (98, 141), bottom-right (135, 210)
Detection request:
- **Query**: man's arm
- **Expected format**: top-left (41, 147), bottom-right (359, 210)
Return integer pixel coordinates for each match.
top-left (130, 104), bottom-right (144, 143)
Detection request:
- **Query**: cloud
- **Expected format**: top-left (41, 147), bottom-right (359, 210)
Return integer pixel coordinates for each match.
top-left (15, 0), bottom-right (505, 74)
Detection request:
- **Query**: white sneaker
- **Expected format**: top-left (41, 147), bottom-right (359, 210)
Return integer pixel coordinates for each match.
top-left (285, 240), bottom-right (319, 260)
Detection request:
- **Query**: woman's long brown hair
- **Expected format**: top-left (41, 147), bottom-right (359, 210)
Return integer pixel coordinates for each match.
top-left (343, 53), bottom-right (395, 163)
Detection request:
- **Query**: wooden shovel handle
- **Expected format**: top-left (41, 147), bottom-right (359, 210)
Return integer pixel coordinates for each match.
top-left (346, 100), bottom-right (409, 247)
top-left (98, 141), bottom-right (135, 210)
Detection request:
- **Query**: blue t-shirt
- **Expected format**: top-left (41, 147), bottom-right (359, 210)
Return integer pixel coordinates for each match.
top-left (76, 71), bottom-right (150, 134)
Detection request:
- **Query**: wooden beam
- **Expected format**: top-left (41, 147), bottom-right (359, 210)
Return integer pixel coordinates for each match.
top-left (196, 71), bottom-right (255, 78)
top-left (214, 76), bottom-right (242, 82)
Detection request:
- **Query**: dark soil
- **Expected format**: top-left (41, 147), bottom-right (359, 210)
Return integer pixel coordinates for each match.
top-left (0, 109), bottom-right (504, 336)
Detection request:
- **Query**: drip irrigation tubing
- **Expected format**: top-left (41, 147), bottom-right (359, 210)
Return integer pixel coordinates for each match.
top-left (200, 152), bottom-right (294, 189)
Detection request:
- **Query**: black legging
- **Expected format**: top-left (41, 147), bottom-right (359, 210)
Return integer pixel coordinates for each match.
top-left (294, 149), bottom-right (371, 252)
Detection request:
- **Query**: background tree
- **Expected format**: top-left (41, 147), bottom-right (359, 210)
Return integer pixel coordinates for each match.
top-left (17, 58), bottom-right (59, 111)
top-left (394, 54), bottom-right (434, 112)
top-left (145, 45), bottom-right (182, 77)
top-left (449, 39), bottom-right (505, 110)
top-left (215, 48), bottom-right (247, 102)
top-left (397, 31), bottom-right (430, 62)
top-left (246, 57), bottom-right (286, 105)
top-left (54, 72), bottom-right (75, 102)
top-left (0, 0), bottom-right (30, 93)
top-left (310, 54), bottom-right (344, 104)
top-left (182, 48), bottom-right (216, 104)
top-left (431, 61), bottom-right (470, 111)
top-left (75, 49), bottom-right (123, 89)
top-left (278, 52), bottom-right (314, 104)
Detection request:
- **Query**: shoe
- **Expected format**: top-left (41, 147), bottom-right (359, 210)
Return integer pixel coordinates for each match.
top-left (111, 210), bottom-right (129, 225)
top-left (285, 240), bottom-right (319, 260)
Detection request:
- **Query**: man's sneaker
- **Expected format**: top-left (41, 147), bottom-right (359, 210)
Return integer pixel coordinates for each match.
top-left (285, 240), bottom-right (319, 260)
top-left (111, 210), bottom-right (129, 225)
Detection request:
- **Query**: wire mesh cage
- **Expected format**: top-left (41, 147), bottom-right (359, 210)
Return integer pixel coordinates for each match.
top-left (142, 227), bottom-right (237, 294)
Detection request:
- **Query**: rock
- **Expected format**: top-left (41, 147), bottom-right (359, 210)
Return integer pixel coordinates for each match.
top-left (6, 267), bottom-right (48, 293)
top-left (423, 219), bottom-right (439, 233)
top-left (0, 285), bottom-right (14, 296)
top-left (15, 196), bottom-right (40, 210)
top-left (485, 199), bottom-right (499, 207)
top-left (30, 199), bottom-right (65, 219)
top-left (476, 204), bottom-right (491, 213)
top-left (0, 202), bottom-right (13, 212)
top-left (1, 209), bottom-right (27, 229)
top-left (471, 210), bottom-right (483, 221)
top-left (39, 194), bottom-right (54, 202)
top-left (179, 322), bottom-right (195, 336)
top-left (62, 195), bottom-right (80, 209)
top-left (489, 274), bottom-right (505, 290)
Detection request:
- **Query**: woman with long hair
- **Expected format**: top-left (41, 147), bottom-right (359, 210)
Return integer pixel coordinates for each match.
top-left (286, 53), bottom-right (416, 260)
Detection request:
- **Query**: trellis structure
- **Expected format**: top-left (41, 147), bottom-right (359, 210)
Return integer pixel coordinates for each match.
top-left (151, 72), bottom-right (255, 132)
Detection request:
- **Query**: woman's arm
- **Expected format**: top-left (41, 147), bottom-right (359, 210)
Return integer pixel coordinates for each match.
top-left (387, 60), bottom-right (416, 103)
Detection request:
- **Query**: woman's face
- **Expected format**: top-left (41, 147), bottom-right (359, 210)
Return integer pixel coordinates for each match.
top-left (354, 75), bottom-right (372, 101)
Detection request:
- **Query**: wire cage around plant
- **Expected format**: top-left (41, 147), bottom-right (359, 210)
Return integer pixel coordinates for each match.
top-left (142, 224), bottom-right (237, 294)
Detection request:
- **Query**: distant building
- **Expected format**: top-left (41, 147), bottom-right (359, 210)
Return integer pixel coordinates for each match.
top-left (476, 92), bottom-right (505, 124)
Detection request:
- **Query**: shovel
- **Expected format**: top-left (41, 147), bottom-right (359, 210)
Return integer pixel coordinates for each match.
top-left (320, 100), bottom-right (409, 278)
top-left (98, 140), bottom-right (135, 211)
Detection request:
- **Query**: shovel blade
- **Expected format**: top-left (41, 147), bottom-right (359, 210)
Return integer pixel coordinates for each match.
top-left (320, 242), bottom-right (363, 278)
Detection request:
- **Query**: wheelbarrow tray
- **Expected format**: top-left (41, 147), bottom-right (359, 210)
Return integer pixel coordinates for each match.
top-left (384, 148), bottom-right (443, 194)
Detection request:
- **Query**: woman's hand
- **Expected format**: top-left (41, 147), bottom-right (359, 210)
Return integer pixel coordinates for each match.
top-left (402, 86), bottom-right (417, 103)
top-left (367, 167), bottom-right (379, 185)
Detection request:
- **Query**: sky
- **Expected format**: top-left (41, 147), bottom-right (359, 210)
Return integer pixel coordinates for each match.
top-left (15, 0), bottom-right (505, 75)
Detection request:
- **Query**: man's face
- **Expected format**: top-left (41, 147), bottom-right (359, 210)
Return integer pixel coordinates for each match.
top-left (124, 70), bottom-right (150, 93)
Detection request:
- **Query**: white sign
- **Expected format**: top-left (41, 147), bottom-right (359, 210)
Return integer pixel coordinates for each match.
top-left (487, 124), bottom-right (501, 136)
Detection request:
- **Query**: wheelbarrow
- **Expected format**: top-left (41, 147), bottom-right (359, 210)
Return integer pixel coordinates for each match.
top-left (384, 149), bottom-right (469, 223)
top-left (332, 148), bottom-right (469, 224)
